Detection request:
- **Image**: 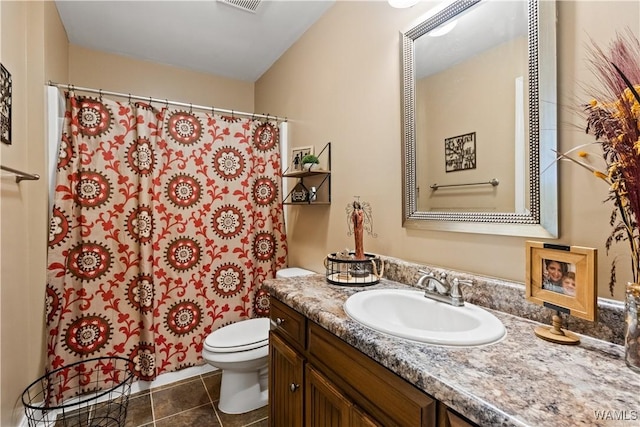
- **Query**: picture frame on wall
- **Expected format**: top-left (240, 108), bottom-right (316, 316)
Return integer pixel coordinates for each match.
top-left (525, 241), bottom-right (597, 321)
top-left (291, 146), bottom-right (314, 172)
top-left (0, 63), bottom-right (12, 145)
top-left (444, 132), bottom-right (476, 172)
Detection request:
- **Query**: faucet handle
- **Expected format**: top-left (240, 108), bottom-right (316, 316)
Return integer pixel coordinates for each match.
top-left (418, 270), bottom-right (447, 280)
top-left (457, 278), bottom-right (473, 286)
top-left (450, 278), bottom-right (473, 299)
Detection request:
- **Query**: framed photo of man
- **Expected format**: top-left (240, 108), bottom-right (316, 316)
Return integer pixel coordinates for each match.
top-left (525, 241), bottom-right (597, 321)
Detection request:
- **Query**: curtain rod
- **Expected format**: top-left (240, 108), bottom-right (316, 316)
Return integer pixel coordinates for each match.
top-left (47, 81), bottom-right (287, 122)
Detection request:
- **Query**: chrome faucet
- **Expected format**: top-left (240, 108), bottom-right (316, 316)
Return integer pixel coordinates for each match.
top-left (416, 270), bottom-right (472, 307)
top-left (417, 270), bottom-right (448, 293)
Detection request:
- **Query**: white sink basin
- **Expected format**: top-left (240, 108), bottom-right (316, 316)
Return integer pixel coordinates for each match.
top-left (344, 289), bottom-right (506, 347)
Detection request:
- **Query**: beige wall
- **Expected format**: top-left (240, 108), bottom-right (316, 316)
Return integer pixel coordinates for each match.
top-left (256, 0), bottom-right (640, 302)
top-left (1, 2), bottom-right (68, 425)
top-left (68, 45), bottom-right (255, 112)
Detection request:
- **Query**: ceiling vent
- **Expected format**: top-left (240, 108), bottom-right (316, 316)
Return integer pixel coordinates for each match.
top-left (218, 0), bottom-right (262, 13)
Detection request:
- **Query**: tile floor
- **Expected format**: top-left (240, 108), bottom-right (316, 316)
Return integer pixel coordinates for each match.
top-left (123, 370), bottom-right (267, 427)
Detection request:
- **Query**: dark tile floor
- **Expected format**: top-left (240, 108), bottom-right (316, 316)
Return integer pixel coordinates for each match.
top-left (123, 370), bottom-right (268, 427)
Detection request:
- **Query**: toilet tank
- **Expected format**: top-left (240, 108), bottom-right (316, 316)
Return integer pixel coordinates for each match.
top-left (276, 267), bottom-right (315, 278)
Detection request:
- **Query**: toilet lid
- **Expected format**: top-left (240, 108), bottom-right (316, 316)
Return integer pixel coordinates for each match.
top-left (204, 317), bottom-right (270, 353)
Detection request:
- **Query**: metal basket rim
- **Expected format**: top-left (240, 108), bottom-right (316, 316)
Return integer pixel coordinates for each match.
top-left (326, 252), bottom-right (380, 264)
top-left (22, 356), bottom-right (134, 410)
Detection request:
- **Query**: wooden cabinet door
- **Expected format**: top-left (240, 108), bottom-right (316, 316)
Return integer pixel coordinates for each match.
top-left (351, 407), bottom-right (383, 427)
top-left (305, 365), bottom-right (352, 427)
top-left (270, 332), bottom-right (304, 427)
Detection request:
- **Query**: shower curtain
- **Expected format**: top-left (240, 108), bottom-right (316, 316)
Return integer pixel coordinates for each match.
top-left (45, 93), bottom-right (286, 402)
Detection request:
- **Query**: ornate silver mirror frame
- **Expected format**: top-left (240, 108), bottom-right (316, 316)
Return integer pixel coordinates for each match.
top-left (401, 0), bottom-right (558, 238)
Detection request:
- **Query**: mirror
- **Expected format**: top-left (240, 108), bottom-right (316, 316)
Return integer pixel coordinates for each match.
top-left (401, 0), bottom-right (558, 237)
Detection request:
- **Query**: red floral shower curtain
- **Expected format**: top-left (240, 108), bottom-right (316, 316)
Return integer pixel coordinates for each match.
top-left (45, 93), bottom-right (286, 399)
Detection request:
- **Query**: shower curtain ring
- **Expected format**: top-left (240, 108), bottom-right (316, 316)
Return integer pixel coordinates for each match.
top-left (165, 99), bottom-right (169, 108)
top-left (189, 103), bottom-right (193, 113)
top-left (128, 93), bottom-right (132, 103)
top-left (98, 89), bottom-right (103, 101)
top-left (211, 106), bottom-right (215, 115)
top-left (149, 96), bottom-right (152, 105)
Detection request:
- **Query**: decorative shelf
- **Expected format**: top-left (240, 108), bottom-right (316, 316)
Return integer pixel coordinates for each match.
top-left (282, 142), bottom-right (331, 205)
top-left (284, 201), bottom-right (331, 206)
top-left (283, 169), bottom-right (331, 178)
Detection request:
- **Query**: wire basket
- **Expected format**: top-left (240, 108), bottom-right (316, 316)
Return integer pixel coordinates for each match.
top-left (324, 252), bottom-right (384, 286)
top-left (22, 356), bottom-right (134, 427)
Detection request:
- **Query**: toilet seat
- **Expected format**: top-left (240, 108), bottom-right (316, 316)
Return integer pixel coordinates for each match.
top-left (204, 317), bottom-right (270, 353)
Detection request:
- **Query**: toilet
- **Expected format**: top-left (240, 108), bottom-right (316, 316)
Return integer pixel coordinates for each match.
top-left (202, 267), bottom-right (314, 414)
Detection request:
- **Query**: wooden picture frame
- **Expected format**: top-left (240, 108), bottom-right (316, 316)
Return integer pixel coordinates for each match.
top-left (525, 241), bottom-right (597, 321)
top-left (291, 146), bottom-right (313, 171)
top-left (0, 63), bottom-right (12, 145)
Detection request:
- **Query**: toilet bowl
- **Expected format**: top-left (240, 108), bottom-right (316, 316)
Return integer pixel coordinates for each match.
top-left (202, 317), bottom-right (270, 414)
top-left (202, 267), bottom-right (314, 414)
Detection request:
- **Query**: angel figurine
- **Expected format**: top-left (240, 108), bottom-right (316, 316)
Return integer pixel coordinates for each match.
top-left (346, 198), bottom-right (377, 260)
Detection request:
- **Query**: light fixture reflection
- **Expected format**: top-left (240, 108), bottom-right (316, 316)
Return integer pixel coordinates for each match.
top-left (388, 0), bottom-right (420, 8)
top-left (428, 20), bottom-right (457, 37)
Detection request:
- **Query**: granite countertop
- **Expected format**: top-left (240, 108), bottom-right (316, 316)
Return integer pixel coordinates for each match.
top-left (263, 274), bottom-right (639, 427)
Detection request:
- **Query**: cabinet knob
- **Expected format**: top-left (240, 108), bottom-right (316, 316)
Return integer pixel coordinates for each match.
top-left (276, 317), bottom-right (285, 326)
top-left (290, 383), bottom-right (300, 392)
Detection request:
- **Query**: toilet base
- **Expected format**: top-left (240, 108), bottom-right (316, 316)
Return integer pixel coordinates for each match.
top-left (218, 367), bottom-right (268, 414)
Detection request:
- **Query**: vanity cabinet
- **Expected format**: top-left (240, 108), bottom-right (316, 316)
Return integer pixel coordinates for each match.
top-left (437, 403), bottom-right (476, 427)
top-left (283, 142), bottom-right (331, 205)
top-left (269, 297), bottom-right (437, 426)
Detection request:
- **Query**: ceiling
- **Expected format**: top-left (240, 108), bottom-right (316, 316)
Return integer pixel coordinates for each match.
top-left (415, 0), bottom-right (527, 78)
top-left (55, 0), bottom-right (335, 83)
